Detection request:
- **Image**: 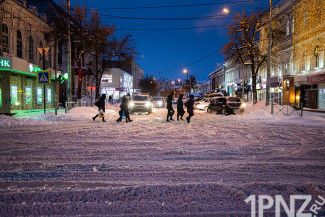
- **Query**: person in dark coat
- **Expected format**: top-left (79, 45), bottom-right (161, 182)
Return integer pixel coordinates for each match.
top-left (185, 95), bottom-right (195, 123)
top-left (177, 94), bottom-right (185, 121)
top-left (93, 94), bottom-right (106, 122)
top-left (117, 93), bottom-right (132, 123)
top-left (109, 95), bottom-right (112, 102)
top-left (166, 92), bottom-right (175, 122)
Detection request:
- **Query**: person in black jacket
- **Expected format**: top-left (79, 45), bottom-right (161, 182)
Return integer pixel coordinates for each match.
top-left (166, 92), bottom-right (175, 122)
top-left (93, 94), bottom-right (106, 122)
top-left (117, 93), bottom-right (132, 123)
top-left (177, 94), bottom-right (185, 121)
top-left (185, 95), bottom-right (194, 123)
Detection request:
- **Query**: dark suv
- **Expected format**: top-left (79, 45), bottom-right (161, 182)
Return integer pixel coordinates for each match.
top-left (207, 97), bottom-right (246, 115)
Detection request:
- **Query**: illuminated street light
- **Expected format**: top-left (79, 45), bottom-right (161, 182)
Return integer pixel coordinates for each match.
top-left (223, 8), bottom-right (230, 14)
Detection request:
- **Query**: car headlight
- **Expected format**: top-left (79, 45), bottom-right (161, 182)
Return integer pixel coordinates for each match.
top-left (241, 103), bottom-right (246, 108)
top-left (145, 102), bottom-right (151, 107)
top-left (129, 102), bottom-right (134, 107)
top-left (158, 101), bottom-right (162, 106)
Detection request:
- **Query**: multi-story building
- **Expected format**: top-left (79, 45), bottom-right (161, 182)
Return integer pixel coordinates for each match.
top-left (292, 0), bottom-right (325, 109)
top-left (208, 64), bottom-right (225, 93)
top-left (106, 60), bottom-right (144, 91)
top-left (198, 80), bottom-right (210, 96)
top-left (0, 0), bottom-right (57, 114)
top-left (100, 68), bottom-right (133, 100)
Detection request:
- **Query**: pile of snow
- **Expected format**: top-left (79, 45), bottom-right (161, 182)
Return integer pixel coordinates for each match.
top-left (0, 114), bottom-right (54, 127)
top-left (233, 101), bottom-right (325, 126)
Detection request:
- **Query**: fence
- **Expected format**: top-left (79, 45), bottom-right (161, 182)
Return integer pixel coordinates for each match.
top-left (271, 102), bottom-right (303, 117)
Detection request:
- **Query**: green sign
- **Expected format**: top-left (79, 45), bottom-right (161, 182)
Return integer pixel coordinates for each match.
top-left (0, 57), bottom-right (12, 69)
top-left (26, 87), bottom-right (31, 104)
top-left (29, 64), bottom-right (42, 73)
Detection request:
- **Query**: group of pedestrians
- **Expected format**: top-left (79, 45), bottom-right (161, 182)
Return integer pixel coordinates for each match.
top-left (166, 91), bottom-right (195, 123)
top-left (93, 91), bottom-right (194, 123)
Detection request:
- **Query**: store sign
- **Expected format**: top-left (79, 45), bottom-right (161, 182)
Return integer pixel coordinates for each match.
top-left (308, 74), bottom-right (325, 85)
top-left (29, 64), bottom-right (42, 73)
top-left (0, 57), bottom-right (12, 69)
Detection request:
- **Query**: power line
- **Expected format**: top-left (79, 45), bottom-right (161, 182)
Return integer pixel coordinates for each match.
top-left (95, 0), bottom-right (262, 10)
top-left (115, 25), bottom-right (229, 31)
top-left (100, 14), bottom-right (237, 21)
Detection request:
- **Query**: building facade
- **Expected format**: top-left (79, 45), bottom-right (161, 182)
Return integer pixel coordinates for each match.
top-left (100, 68), bottom-right (133, 100)
top-left (0, 0), bottom-right (57, 114)
top-left (209, 64), bottom-right (225, 93)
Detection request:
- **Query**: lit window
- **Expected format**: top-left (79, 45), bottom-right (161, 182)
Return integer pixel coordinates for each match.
top-left (286, 20), bottom-right (290, 35)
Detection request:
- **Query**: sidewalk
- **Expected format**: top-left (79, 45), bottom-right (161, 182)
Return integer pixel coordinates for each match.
top-left (12, 108), bottom-right (65, 118)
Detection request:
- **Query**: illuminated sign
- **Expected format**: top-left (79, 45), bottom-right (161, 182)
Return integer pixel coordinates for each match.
top-left (0, 57), bottom-right (12, 69)
top-left (29, 64), bottom-right (42, 73)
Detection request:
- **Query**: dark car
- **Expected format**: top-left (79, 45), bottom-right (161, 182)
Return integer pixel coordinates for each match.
top-left (207, 97), bottom-right (246, 115)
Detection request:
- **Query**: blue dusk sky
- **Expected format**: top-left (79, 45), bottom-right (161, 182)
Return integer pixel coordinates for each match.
top-left (59, 0), bottom-right (274, 81)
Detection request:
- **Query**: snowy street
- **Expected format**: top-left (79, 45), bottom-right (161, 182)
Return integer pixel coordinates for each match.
top-left (0, 104), bottom-right (325, 216)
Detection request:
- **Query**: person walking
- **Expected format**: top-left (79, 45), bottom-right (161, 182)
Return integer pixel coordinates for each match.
top-left (166, 92), bottom-right (175, 122)
top-left (117, 94), bottom-right (132, 123)
top-left (93, 94), bottom-right (107, 122)
top-left (185, 95), bottom-right (194, 123)
top-left (177, 94), bottom-right (185, 121)
top-left (109, 95), bottom-right (112, 103)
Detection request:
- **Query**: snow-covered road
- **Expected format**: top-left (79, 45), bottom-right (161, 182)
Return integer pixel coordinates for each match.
top-left (0, 105), bottom-right (325, 216)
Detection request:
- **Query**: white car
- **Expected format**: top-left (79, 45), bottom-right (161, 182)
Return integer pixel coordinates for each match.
top-left (129, 95), bottom-right (153, 114)
top-left (194, 98), bottom-right (211, 110)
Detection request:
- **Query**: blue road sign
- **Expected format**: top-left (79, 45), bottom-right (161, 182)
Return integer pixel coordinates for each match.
top-left (37, 70), bottom-right (51, 85)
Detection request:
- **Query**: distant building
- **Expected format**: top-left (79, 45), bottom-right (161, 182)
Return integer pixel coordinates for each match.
top-left (209, 64), bottom-right (225, 93)
top-left (100, 68), bottom-right (133, 100)
top-left (106, 60), bottom-right (144, 90)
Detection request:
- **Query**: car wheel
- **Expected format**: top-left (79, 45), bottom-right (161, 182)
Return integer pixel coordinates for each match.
top-left (204, 106), bottom-right (208, 111)
top-left (221, 108), bottom-right (225, 115)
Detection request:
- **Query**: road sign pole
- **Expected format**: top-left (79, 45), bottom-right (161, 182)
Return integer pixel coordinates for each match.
top-left (43, 49), bottom-right (46, 114)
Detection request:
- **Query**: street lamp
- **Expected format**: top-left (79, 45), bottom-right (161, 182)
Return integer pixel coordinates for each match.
top-left (183, 69), bottom-right (191, 95)
top-left (172, 81), bottom-right (175, 95)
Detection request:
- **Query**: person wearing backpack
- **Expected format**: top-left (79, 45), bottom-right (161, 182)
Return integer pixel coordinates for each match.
top-left (93, 94), bottom-right (107, 122)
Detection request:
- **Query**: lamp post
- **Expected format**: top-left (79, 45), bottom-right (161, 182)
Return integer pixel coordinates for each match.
top-left (172, 81), bottom-right (175, 95)
top-left (265, 0), bottom-right (273, 106)
top-left (183, 69), bottom-right (191, 96)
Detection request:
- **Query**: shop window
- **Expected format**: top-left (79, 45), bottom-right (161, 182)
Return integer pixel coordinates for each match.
top-left (29, 36), bottom-right (34, 61)
top-left (47, 88), bottom-right (51, 103)
top-left (25, 87), bottom-right (32, 104)
top-left (37, 87), bottom-right (42, 104)
top-left (11, 85), bottom-right (18, 104)
top-left (2, 24), bottom-right (9, 53)
top-left (17, 30), bottom-right (23, 58)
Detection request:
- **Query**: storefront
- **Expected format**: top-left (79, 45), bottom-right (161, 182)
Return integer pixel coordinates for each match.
top-left (269, 76), bottom-right (283, 104)
top-left (307, 73), bottom-right (325, 109)
top-left (0, 57), bottom-right (56, 114)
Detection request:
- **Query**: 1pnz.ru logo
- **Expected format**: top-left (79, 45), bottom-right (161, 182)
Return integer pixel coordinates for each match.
top-left (245, 195), bottom-right (325, 217)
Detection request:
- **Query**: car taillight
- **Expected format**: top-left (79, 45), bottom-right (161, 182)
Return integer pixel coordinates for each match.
top-left (226, 101), bottom-right (229, 106)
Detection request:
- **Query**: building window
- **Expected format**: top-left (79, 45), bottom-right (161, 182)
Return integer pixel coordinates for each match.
top-left (286, 20), bottom-right (290, 35)
top-left (25, 87), bottom-right (32, 104)
top-left (47, 47), bottom-right (52, 68)
top-left (29, 36), bottom-right (34, 61)
top-left (47, 88), bottom-right (52, 103)
top-left (302, 52), bottom-right (306, 72)
top-left (11, 85), bottom-right (18, 104)
top-left (285, 63), bottom-right (288, 75)
top-left (2, 24), bottom-right (9, 53)
top-left (39, 41), bottom-right (43, 62)
top-left (17, 30), bottom-right (23, 58)
top-left (37, 87), bottom-right (42, 104)
top-left (292, 18), bottom-right (294, 33)
top-left (315, 55), bottom-right (319, 68)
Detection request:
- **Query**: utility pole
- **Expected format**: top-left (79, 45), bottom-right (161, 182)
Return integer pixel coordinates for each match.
top-left (42, 49), bottom-right (46, 114)
top-left (67, 0), bottom-right (72, 103)
top-left (266, 0), bottom-right (272, 106)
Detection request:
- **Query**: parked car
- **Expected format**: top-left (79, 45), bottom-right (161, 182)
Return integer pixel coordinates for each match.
top-left (207, 97), bottom-right (246, 115)
top-left (129, 95), bottom-right (153, 114)
top-left (152, 97), bottom-right (165, 108)
top-left (194, 98), bottom-right (210, 111)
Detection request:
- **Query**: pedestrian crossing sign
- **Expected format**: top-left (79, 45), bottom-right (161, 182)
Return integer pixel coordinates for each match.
top-left (37, 70), bottom-right (51, 85)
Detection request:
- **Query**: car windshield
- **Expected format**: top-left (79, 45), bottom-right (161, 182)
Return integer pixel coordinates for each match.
top-left (228, 97), bottom-right (241, 102)
top-left (153, 98), bottom-right (162, 101)
top-left (133, 96), bottom-right (149, 101)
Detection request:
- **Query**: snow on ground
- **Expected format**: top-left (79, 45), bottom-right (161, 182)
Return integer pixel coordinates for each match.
top-left (0, 103), bottom-right (325, 216)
